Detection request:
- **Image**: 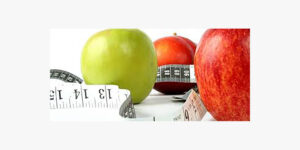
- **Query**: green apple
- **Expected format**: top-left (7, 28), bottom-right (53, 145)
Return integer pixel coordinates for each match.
top-left (81, 29), bottom-right (157, 104)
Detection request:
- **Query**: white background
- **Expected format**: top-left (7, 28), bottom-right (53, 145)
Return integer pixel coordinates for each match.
top-left (1, 0), bottom-right (300, 150)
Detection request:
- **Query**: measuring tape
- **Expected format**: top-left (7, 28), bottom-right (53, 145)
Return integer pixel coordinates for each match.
top-left (50, 69), bottom-right (83, 84)
top-left (49, 69), bottom-right (206, 121)
top-left (126, 89), bottom-right (207, 121)
top-left (156, 64), bottom-right (196, 83)
top-left (49, 69), bottom-right (136, 121)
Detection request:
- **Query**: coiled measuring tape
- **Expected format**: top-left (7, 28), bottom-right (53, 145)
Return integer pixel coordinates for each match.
top-left (49, 69), bottom-right (136, 121)
top-left (49, 69), bottom-right (207, 121)
top-left (156, 64), bottom-right (196, 83)
top-left (127, 89), bottom-right (207, 121)
top-left (50, 69), bottom-right (83, 84)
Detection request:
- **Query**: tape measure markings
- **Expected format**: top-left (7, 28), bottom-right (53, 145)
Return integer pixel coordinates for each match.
top-left (104, 85), bottom-right (108, 108)
top-left (50, 68), bottom-right (203, 121)
top-left (50, 70), bottom-right (136, 119)
top-left (156, 64), bottom-right (196, 83)
top-left (50, 69), bottom-right (83, 84)
top-left (51, 84), bottom-right (115, 109)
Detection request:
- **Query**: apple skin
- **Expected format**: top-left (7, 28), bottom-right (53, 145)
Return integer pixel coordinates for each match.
top-left (81, 29), bottom-right (157, 104)
top-left (153, 35), bottom-right (196, 94)
top-left (194, 29), bottom-right (250, 121)
top-left (154, 36), bottom-right (194, 66)
top-left (177, 36), bottom-right (197, 54)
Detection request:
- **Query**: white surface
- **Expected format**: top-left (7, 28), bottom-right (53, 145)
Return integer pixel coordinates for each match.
top-left (135, 89), bottom-right (215, 121)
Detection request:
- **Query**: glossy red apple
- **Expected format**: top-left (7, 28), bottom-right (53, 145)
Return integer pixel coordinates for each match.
top-left (194, 29), bottom-right (250, 121)
top-left (154, 33), bottom-right (196, 94)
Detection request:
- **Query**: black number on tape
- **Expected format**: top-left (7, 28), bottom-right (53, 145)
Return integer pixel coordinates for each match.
top-left (156, 65), bottom-right (196, 83)
top-left (50, 69), bottom-right (136, 119)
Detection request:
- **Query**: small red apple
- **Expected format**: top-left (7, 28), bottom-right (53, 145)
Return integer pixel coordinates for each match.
top-left (154, 33), bottom-right (196, 94)
top-left (194, 29), bottom-right (250, 121)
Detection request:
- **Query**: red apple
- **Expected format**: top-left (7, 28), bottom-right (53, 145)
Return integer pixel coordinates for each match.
top-left (194, 29), bottom-right (250, 121)
top-left (154, 33), bottom-right (196, 94)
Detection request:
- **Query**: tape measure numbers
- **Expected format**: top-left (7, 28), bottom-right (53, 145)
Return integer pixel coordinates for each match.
top-left (49, 68), bottom-right (205, 121)
top-left (50, 69), bottom-right (83, 84)
top-left (156, 64), bottom-right (196, 83)
top-left (50, 69), bottom-right (136, 119)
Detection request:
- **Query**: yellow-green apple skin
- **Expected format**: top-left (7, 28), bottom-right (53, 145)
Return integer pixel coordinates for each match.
top-left (81, 29), bottom-right (157, 103)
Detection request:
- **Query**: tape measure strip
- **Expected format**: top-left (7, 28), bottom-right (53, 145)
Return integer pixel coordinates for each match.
top-left (49, 69), bottom-right (205, 121)
top-left (50, 69), bottom-right (83, 84)
top-left (50, 82), bottom-right (136, 119)
top-left (172, 86), bottom-right (199, 101)
top-left (119, 95), bottom-right (136, 118)
top-left (156, 64), bottom-right (196, 83)
top-left (49, 82), bottom-right (205, 121)
top-left (126, 89), bottom-right (207, 121)
top-left (50, 69), bottom-right (136, 119)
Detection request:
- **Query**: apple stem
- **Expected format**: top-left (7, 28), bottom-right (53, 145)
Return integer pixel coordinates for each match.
top-left (173, 32), bottom-right (177, 36)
